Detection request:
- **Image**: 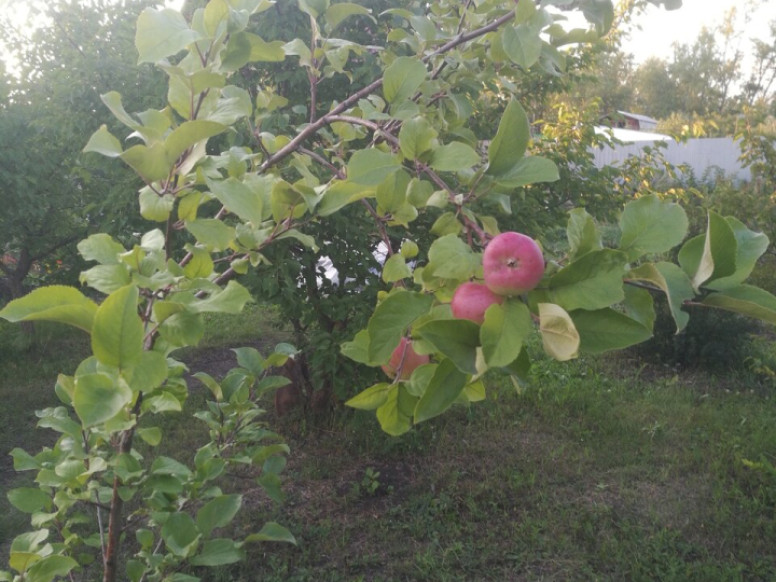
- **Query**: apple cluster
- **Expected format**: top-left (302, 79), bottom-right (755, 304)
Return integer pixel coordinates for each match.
top-left (451, 231), bottom-right (544, 323)
top-left (382, 232), bottom-right (544, 381)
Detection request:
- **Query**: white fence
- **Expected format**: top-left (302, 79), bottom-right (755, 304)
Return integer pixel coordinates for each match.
top-left (592, 135), bottom-right (751, 182)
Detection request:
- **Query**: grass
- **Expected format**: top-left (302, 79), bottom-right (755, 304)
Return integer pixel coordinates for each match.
top-left (1, 310), bottom-right (776, 581)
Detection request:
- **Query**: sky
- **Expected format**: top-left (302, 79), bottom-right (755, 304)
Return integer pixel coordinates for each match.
top-left (621, 0), bottom-right (776, 64)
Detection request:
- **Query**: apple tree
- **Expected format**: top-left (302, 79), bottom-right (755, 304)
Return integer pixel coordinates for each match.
top-left (2, 0), bottom-right (776, 580)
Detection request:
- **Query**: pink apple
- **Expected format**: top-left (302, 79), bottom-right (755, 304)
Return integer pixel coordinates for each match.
top-left (381, 337), bottom-right (429, 380)
top-left (451, 281), bottom-right (505, 324)
top-left (482, 231), bottom-right (544, 296)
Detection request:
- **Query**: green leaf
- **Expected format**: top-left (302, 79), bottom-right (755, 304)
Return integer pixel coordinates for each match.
top-left (100, 91), bottom-right (141, 130)
top-left (207, 176), bottom-right (264, 225)
top-left (376, 386), bottom-right (412, 436)
top-left (186, 219), bottom-right (236, 251)
top-left (78, 234), bottom-right (126, 265)
top-left (618, 195), bottom-right (689, 261)
top-left (73, 373), bottom-right (133, 428)
top-left (628, 262), bottom-right (694, 332)
top-left (79, 264), bottom-right (132, 295)
top-left (137, 427), bottom-right (163, 446)
top-left (189, 281), bottom-right (253, 314)
top-left (348, 149), bottom-right (400, 185)
top-left (196, 495), bottom-right (242, 538)
top-left (341, 329), bottom-right (373, 365)
top-left (245, 522), bottom-right (297, 545)
top-left (136, 8), bottom-right (202, 64)
top-left (161, 512), bottom-right (200, 557)
top-left (139, 189), bottom-right (175, 222)
top-left (247, 33), bottom-right (286, 61)
top-left (383, 56), bottom-right (426, 104)
top-left (706, 217), bottom-right (770, 291)
top-left (83, 124), bottom-right (123, 157)
top-left (567, 208), bottom-right (602, 261)
top-left (166, 120), bottom-right (227, 163)
top-left (480, 300), bottom-right (532, 368)
top-left (126, 351), bottom-right (168, 393)
top-left (120, 143), bottom-right (172, 182)
top-left (398, 116), bottom-right (437, 160)
top-left (571, 308), bottom-right (652, 354)
top-left (0, 286), bottom-right (97, 333)
top-left (159, 311), bottom-right (205, 347)
top-left (487, 100), bottom-right (530, 176)
top-left (502, 23), bottom-right (542, 69)
top-left (690, 211), bottom-right (738, 290)
top-left (548, 249), bottom-right (627, 311)
top-left (491, 156), bottom-right (559, 188)
top-left (429, 142), bottom-right (480, 172)
top-left (414, 358), bottom-right (469, 423)
top-left (91, 285), bottom-right (143, 369)
top-left (7, 488), bottom-right (51, 514)
top-left (24, 556), bottom-right (78, 582)
top-left (345, 382), bottom-right (393, 410)
top-left (325, 2), bottom-right (372, 32)
top-left (190, 539), bottom-right (245, 567)
top-left (382, 254), bottom-right (412, 283)
top-left (426, 234), bottom-right (480, 280)
top-left (538, 303), bottom-right (579, 361)
top-left (701, 285), bottom-right (776, 325)
top-left (416, 319), bottom-right (480, 375)
top-left (367, 291), bottom-right (434, 363)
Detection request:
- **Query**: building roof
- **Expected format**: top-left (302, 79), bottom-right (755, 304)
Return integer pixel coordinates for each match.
top-left (616, 110), bottom-right (659, 125)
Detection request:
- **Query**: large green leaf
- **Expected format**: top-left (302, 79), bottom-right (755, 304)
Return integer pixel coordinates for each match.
top-left (207, 176), bottom-right (264, 225)
top-left (413, 359), bottom-right (469, 423)
top-left (566, 208), bottom-right (602, 261)
top-left (185, 219), bottom-right (236, 251)
top-left (383, 56), bottom-right (426, 103)
top-left (416, 319), bottom-right (480, 375)
top-left (73, 372), bottom-right (133, 428)
top-left (136, 8), bottom-right (202, 64)
top-left (628, 262), bottom-right (694, 331)
top-left (0, 286), bottom-right (97, 333)
top-left (91, 285), bottom-right (143, 370)
top-left (679, 211), bottom-right (737, 290)
top-left (189, 281), bottom-right (253, 314)
top-left (348, 149), bottom-right (400, 185)
top-left (429, 142), bottom-right (480, 172)
top-left (345, 382), bottom-right (393, 410)
top-left (166, 120), bottom-right (227, 162)
top-left (78, 234), bottom-right (126, 265)
top-left (7, 488), bottom-right (51, 514)
top-left (425, 234), bottom-right (480, 280)
top-left (367, 291), bottom-right (434, 363)
top-left (548, 249), bottom-right (627, 311)
top-left (701, 285), bottom-right (776, 325)
top-left (196, 495), bottom-right (242, 538)
top-left (706, 216), bottom-right (770, 291)
top-left (398, 116), bottom-right (437, 160)
top-left (480, 300), bottom-right (532, 368)
top-left (571, 308), bottom-right (652, 354)
top-left (325, 2), bottom-right (373, 32)
top-left (190, 539), bottom-right (245, 567)
top-left (491, 156), bottom-right (559, 188)
top-left (23, 555), bottom-right (78, 582)
top-left (618, 194), bottom-right (688, 261)
top-left (487, 100), bottom-right (529, 176)
top-left (538, 303), bottom-right (579, 361)
top-left (502, 23), bottom-right (542, 69)
top-left (244, 522), bottom-right (297, 544)
top-left (161, 512), bottom-right (200, 557)
top-left (376, 386), bottom-right (412, 436)
top-left (83, 125), bottom-right (123, 157)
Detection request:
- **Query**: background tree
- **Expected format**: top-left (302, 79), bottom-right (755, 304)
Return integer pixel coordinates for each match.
top-left (0, 0), bottom-right (165, 302)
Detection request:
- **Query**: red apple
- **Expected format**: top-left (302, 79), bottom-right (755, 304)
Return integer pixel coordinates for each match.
top-left (450, 281), bottom-right (504, 324)
top-left (381, 337), bottom-right (429, 380)
top-left (482, 231), bottom-right (544, 296)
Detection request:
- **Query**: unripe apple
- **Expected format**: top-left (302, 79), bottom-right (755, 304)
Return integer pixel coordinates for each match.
top-left (381, 337), bottom-right (429, 380)
top-left (450, 281), bottom-right (504, 324)
top-left (482, 231), bottom-right (544, 296)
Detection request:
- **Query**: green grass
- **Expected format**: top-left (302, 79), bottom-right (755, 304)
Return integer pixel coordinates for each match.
top-left (2, 312), bottom-right (776, 581)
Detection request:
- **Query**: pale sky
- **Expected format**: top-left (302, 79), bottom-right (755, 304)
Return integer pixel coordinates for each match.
top-left (622, 0), bottom-right (776, 64)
